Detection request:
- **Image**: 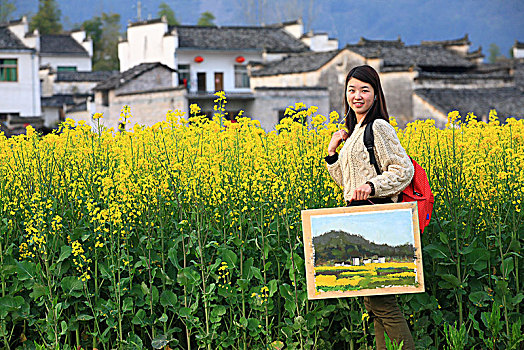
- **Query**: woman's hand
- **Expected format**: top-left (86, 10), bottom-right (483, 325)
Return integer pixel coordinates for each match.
top-left (352, 183), bottom-right (372, 201)
top-left (327, 130), bottom-right (349, 155)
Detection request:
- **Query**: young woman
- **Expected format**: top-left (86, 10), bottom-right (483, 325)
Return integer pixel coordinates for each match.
top-left (324, 65), bottom-right (415, 350)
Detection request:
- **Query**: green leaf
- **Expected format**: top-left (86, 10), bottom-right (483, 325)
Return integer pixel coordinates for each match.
top-left (151, 335), bottom-right (168, 349)
top-left (0, 296), bottom-right (25, 318)
top-left (76, 314), bottom-right (94, 321)
top-left (60, 320), bottom-right (68, 335)
top-left (268, 279), bottom-right (278, 297)
top-left (247, 318), bottom-right (260, 331)
top-left (242, 258), bottom-right (254, 280)
top-left (179, 307), bottom-right (191, 317)
top-left (439, 232), bottom-right (449, 244)
top-left (57, 246), bottom-right (72, 263)
top-left (250, 266), bottom-right (263, 281)
top-left (441, 274), bottom-right (460, 288)
top-left (168, 247), bottom-right (180, 269)
top-left (158, 313), bottom-right (168, 323)
top-left (131, 309), bottom-right (146, 325)
top-left (239, 316), bottom-right (248, 328)
top-left (160, 290), bottom-right (177, 308)
top-left (30, 284), bottom-right (48, 299)
top-left (469, 291), bottom-right (489, 306)
top-left (126, 333), bottom-right (144, 349)
top-left (16, 261), bottom-right (35, 281)
top-left (61, 276), bottom-right (83, 293)
top-left (99, 262), bottom-right (111, 279)
top-left (211, 305), bottom-right (226, 318)
top-left (123, 298), bottom-right (133, 313)
top-left (220, 248), bottom-right (238, 267)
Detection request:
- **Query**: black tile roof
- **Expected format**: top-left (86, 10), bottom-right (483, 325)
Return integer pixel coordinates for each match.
top-left (0, 26), bottom-right (31, 50)
top-left (94, 62), bottom-right (175, 90)
top-left (41, 94), bottom-right (76, 107)
top-left (170, 25), bottom-right (309, 53)
top-left (40, 35), bottom-right (88, 55)
top-left (345, 42), bottom-right (474, 69)
top-left (251, 49), bottom-right (340, 76)
top-left (416, 67), bottom-right (511, 80)
top-left (56, 70), bottom-right (119, 82)
top-left (515, 41), bottom-right (524, 49)
top-left (421, 34), bottom-right (470, 47)
top-left (415, 87), bottom-right (524, 120)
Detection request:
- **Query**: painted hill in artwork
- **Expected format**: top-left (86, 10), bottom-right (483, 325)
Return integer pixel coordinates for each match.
top-left (312, 230), bottom-right (414, 266)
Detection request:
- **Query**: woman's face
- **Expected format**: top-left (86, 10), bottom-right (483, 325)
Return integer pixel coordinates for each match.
top-left (346, 77), bottom-right (375, 121)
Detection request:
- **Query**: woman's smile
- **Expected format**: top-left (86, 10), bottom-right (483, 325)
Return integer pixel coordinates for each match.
top-left (347, 77), bottom-right (375, 121)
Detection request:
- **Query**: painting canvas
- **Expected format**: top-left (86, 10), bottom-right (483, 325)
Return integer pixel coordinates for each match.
top-left (301, 202), bottom-right (424, 299)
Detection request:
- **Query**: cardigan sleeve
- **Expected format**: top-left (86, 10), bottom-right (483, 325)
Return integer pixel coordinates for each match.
top-left (325, 157), bottom-right (344, 189)
top-left (367, 120), bottom-right (414, 198)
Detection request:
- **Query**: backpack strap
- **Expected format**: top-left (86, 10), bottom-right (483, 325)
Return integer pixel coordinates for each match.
top-left (363, 120), bottom-right (382, 175)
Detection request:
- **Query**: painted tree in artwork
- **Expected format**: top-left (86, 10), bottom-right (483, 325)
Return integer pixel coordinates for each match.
top-left (30, 0), bottom-right (62, 34)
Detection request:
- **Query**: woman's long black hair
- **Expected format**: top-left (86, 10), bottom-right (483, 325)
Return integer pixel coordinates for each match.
top-left (343, 65), bottom-right (389, 136)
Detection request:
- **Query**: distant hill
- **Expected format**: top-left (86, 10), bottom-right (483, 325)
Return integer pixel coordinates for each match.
top-left (313, 230), bottom-right (414, 265)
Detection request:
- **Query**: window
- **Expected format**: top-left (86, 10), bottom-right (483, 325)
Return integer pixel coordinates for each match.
top-left (0, 59), bottom-right (17, 82)
top-left (234, 65), bottom-right (249, 88)
top-left (57, 66), bottom-right (77, 72)
top-left (178, 64), bottom-right (190, 88)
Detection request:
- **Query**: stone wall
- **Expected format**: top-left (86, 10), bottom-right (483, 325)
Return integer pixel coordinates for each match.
top-left (251, 87), bottom-right (329, 131)
top-left (95, 88), bottom-right (186, 130)
top-left (412, 93), bottom-right (447, 128)
top-left (116, 67), bottom-right (175, 95)
top-left (380, 71), bottom-right (416, 127)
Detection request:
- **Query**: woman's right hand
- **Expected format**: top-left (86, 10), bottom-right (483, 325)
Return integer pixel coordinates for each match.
top-left (327, 130), bottom-right (349, 155)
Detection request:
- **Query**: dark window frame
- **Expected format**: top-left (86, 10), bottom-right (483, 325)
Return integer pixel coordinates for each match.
top-left (0, 58), bottom-right (18, 82)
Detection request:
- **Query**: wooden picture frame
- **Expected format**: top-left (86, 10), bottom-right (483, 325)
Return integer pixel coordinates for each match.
top-left (301, 202), bottom-right (424, 300)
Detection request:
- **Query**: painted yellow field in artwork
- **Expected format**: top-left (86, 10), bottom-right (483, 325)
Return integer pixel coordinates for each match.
top-left (314, 262), bottom-right (417, 292)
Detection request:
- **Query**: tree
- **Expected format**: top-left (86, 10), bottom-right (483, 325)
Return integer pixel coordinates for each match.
top-left (197, 11), bottom-right (215, 26)
top-left (29, 0), bottom-right (62, 34)
top-left (158, 2), bottom-right (179, 26)
top-left (0, 0), bottom-right (16, 23)
top-left (488, 43), bottom-right (501, 63)
top-left (82, 13), bottom-right (120, 71)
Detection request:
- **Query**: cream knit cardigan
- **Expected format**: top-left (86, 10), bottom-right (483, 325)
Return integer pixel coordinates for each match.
top-left (326, 119), bottom-right (414, 202)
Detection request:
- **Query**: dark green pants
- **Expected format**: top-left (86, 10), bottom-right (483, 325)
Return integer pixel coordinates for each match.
top-left (363, 295), bottom-right (415, 350)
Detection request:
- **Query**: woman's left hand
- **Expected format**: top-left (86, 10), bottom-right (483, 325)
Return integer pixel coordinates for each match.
top-left (352, 183), bottom-right (372, 201)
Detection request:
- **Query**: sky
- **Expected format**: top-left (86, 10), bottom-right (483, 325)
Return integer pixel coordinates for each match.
top-left (12, 0), bottom-right (524, 59)
top-left (310, 208), bottom-right (414, 247)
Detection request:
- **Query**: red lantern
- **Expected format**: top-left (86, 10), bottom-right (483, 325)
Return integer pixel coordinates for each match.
top-left (194, 56), bottom-right (204, 63)
top-left (235, 56), bottom-right (245, 63)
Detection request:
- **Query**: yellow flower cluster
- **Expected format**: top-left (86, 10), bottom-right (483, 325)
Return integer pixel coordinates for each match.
top-left (2, 95), bottom-right (523, 287)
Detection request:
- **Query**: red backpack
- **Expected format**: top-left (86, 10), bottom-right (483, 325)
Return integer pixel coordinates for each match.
top-left (364, 121), bottom-right (434, 233)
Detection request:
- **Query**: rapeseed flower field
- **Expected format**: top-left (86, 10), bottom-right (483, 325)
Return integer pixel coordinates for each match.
top-left (0, 94), bottom-right (522, 349)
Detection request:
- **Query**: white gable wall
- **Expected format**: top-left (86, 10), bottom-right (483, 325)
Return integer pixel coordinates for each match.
top-left (0, 51), bottom-right (41, 117)
top-left (40, 55), bottom-right (92, 71)
top-left (514, 47), bottom-right (524, 58)
top-left (119, 21), bottom-right (175, 72)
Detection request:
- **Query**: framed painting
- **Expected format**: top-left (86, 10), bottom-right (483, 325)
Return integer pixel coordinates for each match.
top-left (301, 202), bottom-right (424, 299)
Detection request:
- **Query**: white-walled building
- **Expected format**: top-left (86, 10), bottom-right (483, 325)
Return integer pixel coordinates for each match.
top-left (113, 17), bottom-right (335, 130)
top-left (0, 16), bottom-right (94, 134)
top-left (0, 22), bottom-right (41, 130)
top-left (513, 41), bottom-right (524, 59)
top-left (39, 32), bottom-right (92, 72)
